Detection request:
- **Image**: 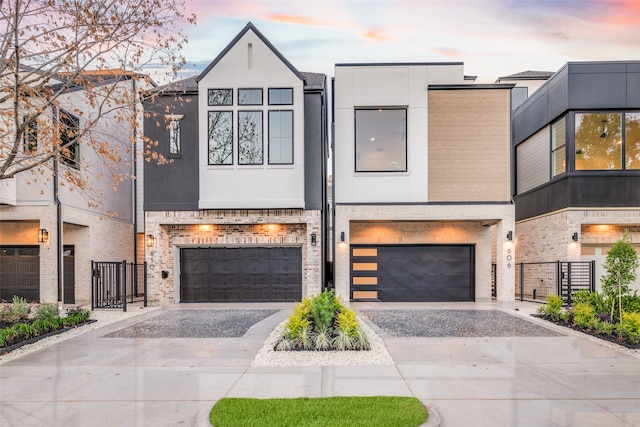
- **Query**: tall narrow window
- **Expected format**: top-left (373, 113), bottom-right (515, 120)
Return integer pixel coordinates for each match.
top-left (551, 117), bottom-right (566, 176)
top-left (169, 121), bottom-right (181, 154)
top-left (23, 117), bottom-right (37, 152)
top-left (59, 110), bottom-right (79, 168)
top-left (238, 111), bottom-right (263, 165)
top-left (268, 88), bottom-right (293, 105)
top-left (166, 114), bottom-right (183, 155)
top-left (355, 108), bottom-right (407, 172)
top-left (238, 88), bottom-right (263, 105)
top-left (208, 89), bottom-right (232, 106)
top-left (575, 112), bottom-right (622, 170)
top-left (625, 112), bottom-right (640, 170)
top-left (268, 110), bottom-right (293, 164)
top-left (208, 111), bottom-right (233, 165)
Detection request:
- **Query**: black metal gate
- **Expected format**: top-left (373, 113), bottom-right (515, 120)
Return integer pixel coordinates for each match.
top-left (91, 261), bottom-right (147, 311)
top-left (516, 260), bottom-right (595, 304)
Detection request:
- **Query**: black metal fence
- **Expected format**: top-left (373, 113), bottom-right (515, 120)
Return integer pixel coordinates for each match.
top-left (515, 261), bottom-right (595, 303)
top-left (91, 261), bottom-right (147, 311)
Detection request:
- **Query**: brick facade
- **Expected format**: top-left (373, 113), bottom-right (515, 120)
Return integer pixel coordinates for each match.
top-left (145, 209), bottom-right (322, 305)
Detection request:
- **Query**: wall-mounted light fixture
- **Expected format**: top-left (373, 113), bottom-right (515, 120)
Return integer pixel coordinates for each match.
top-left (572, 232), bottom-right (579, 242)
top-left (38, 229), bottom-right (49, 243)
top-left (311, 233), bottom-right (317, 246)
top-left (146, 234), bottom-right (156, 247)
top-left (506, 230), bottom-right (513, 241)
top-left (340, 232), bottom-right (345, 242)
top-left (600, 120), bottom-right (607, 138)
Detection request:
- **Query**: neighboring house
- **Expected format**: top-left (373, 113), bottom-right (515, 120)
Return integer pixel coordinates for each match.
top-left (0, 70), bottom-right (145, 304)
top-left (143, 23), bottom-right (328, 304)
top-left (496, 70), bottom-right (554, 110)
top-left (513, 61), bottom-right (640, 294)
top-left (332, 63), bottom-right (515, 303)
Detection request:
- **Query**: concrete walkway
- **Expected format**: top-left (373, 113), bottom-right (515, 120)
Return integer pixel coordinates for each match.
top-left (1, 302), bottom-right (640, 426)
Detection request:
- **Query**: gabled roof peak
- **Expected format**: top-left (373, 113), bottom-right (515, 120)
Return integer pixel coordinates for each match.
top-left (197, 22), bottom-right (303, 82)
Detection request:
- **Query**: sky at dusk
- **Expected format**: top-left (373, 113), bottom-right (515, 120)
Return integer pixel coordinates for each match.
top-left (156, 0), bottom-right (640, 83)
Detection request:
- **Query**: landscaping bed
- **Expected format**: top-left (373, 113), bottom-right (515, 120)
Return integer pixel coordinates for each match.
top-left (0, 296), bottom-right (92, 355)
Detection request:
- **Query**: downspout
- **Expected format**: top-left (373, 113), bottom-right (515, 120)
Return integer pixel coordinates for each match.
top-left (132, 77), bottom-right (138, 265)
top-left (53, 108), bottom-right (63, 306)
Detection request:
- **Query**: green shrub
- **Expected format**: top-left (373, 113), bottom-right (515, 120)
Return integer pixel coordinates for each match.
top-left (538, 295), bottom-right (564, 320)
top-left (0, 296), bottom-right (30, 323)
top-left (335, 308), bottom-right (360, 337)
top-left (34, 303), bottom-right (58, 320)
top-left (573, 290), bottom-right (609, 314)
top-left (332, 329), bottom-right (356, 351)
top-left (297, 325), bottom-right (313, 350)
top-left (283, 304), bottom-right (311, 341)
top-left (31, 318), bottom-right (53, 333)
top-left (310, 290), bottom-right (338, 332)
top-left (596, 319), bottom-right (615, 335)
top-left (573, 302), bottom-right (596, 328)
top-left (12, 322), bottom-right (38, 339)
top-left (617, 312), bottom-right (640, 344)
top-left (621, 292), bottom-right (640, 314)
top-left (313, 326), bottom-right (332, 350)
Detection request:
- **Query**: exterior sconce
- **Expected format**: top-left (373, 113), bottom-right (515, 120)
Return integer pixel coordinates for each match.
top-left (506, 230), bottom-right (513, 241)
top-left (340, 232), bottom-right (345, 242)
top-left (146, 234), bottom-right (156, 247)
top-left (311, 233), bottom-right (317, 246)
top-left (572, 232), bottom-right (579, 242)
top-left (38, 229), bottom-right (49, 243)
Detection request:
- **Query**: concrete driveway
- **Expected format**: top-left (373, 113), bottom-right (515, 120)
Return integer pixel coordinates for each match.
top-left (1, 302), bottom-right (639, 427)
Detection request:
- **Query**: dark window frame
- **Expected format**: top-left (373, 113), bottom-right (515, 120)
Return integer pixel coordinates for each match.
top-left (268, 109), bottom-right (294, 165)
top-left (573, 111), bottom-right (627, 172)
top-left (550, 115), bottom-right (567, 178)
top-left (168, 118), bottom-right (182, 157)
top-left (208, 88), bottom-right (233, 106)
top-left (354, 107), bottom-right (408, 173)
top-left (207, 110), bottom-right (234, 165)
top-left (268, 88), bottom-right (293, 105)
top-left (59, 110), bottom-right (80, 169)
top-left (23, 117), bottom-right (37, 152)
top-left (238, 110), bottom-right (264, 165)
top-left (238, 88), bottom-right (263, 106)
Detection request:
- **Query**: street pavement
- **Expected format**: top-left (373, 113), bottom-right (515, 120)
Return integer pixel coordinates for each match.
top-left (1, 301), bottom-right (639, 427)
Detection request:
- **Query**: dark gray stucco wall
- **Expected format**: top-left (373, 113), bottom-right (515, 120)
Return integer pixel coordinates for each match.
top-left (304, 88), bottom-right (326, 210)
top-left (143, 93), bottom-right (199, 211)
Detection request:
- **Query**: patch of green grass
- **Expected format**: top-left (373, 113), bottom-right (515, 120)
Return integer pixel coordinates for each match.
top-left (210, 396), bottom-right (427, 427)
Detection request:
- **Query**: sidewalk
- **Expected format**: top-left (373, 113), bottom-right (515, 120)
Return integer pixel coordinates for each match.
top-left (1, 302), bottom-right (640, 426)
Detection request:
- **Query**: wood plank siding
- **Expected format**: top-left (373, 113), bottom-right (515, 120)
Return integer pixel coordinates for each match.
top-left (516, 126), bottom-right (550, 194)
top-left (427, 89), bottom-right (511, 202)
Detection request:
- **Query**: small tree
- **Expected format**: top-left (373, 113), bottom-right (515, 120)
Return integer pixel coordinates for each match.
top-left (601, 231), bottom-right (639, 321)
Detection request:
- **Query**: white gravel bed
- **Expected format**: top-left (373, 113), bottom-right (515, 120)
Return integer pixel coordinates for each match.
top-left (251, 319), bottom-right (394, 367)
top-left (0, 306), bottom-right (159, 365)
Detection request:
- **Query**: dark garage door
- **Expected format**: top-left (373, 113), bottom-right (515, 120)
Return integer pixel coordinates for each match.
top-left (351, 245), bottom-right (474, 302)
top-left (180, 247), bottom-right (302, 302)
top-left (0, 246), bottom-right (40, 301)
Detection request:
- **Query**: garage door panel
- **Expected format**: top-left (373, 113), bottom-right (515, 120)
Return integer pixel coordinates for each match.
top-left (181, 247), bottom-right (302, 303)
top-left (351, 244), bottom-right (474, 302)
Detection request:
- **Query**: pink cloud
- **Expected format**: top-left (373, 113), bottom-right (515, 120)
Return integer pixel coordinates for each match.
top-left (266, 14), bottom-right (326, 26)
top-left (362, 29), bottom-right (388, 42)
top-left (432, 47), bottom-right (462, 58)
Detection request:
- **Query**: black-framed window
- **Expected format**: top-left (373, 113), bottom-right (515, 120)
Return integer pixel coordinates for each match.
top-left (169, 119), bottom-right (181, 155)
top-left (208, 111), bottom-right (233, 165)
top-left (23, 117), bottom-right (37, 152)
top-left (238, 88), bottom-right (263, 105)
top-left (268, 88), bottom-right (293, 105)
top-left (575, 112), bottom-right (622, 171)
top-left (59, 110), bottom-right (79, 168)
top-left (208, 89), bottom-right (233, 106)
top-left (551, 116), bottom-right (566, 177)
top-left (268, 110), bottom-right (293, 164)
top-left (238, 111), bottom-right (263, 165)
top-left (355, 108), bottom-right (407, 172)
top-left (626, 112), bottom-right (640, 170)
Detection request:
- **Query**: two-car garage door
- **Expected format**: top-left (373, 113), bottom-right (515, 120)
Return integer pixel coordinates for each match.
top-left (180, 247), bottom-right (302, 302)
top-left (351, 244), bottom-right (475, 302)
